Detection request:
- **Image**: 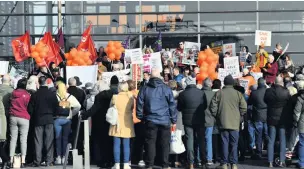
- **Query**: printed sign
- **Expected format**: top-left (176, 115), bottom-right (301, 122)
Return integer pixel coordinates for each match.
top-left (223, 43), bottom-right (236, 56)
top-left (0, 61), bottom-right (9, 75)
top-left (130, 64), bottom-right (143, 82)
top-left (255, 30), bottom-right (272, 46)
top-left (251, 72), bottom-right (263, 81)
top-left (66, 65), bottom-right (98, 87)
top-left (239, 52), bottom-right (247, 63)
top-left (125, 48), bottom-right (143, 64)
top-left (102, 69), bottom-right (131, 85)
top-left (218, 68), bottom-right (228, 82)
top-left (182, 41), bottom-right (201, 65)
top-left (143, 52), bottom-right (163, 73)
top-left (239, 79), bottom-right (249, 91)
top-left (224, 56), bottom-right (240, 78)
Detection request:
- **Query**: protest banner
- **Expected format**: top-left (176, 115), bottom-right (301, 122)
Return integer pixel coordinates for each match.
top-left (0, 61), bottom-right (9, 75)
top-left (224, 56), bottom-right (240, 78)
top-left (255, 30), bottom-right (272, 46)
top-left (66, 65), bottom-right (98, 87)
top-left (102, 69), bottom-right (131, 85)
top-left (223, 43), bottom-right (236, 56)
top-left (182, 41), bottom-right (201, 65)
top-left (218, 68), bottom-right (228, 82)
top-left (210, 41), bottom-right (223, 54)
top-left (125, 48), bottom-right (143, 64)
top-left (239, 52), bottom-right (247, 63)
top-left (251, 72), bottom-right (263, 81)
top-left (239, 79), bottom-right (249, 92)
top-left (130, 64), bottom-right (143, 82)
top-left (143, 52), bottom-right (163, 73)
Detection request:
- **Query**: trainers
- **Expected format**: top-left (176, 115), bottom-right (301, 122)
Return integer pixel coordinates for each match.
top-left (231, 164), bottom-right (237, 169)
top-left (138, 160), bottom-right (145, 167)
top-left (55, 157), bottom-right (62, 165)
top-left (278, 162), bottom-right (286, 168)
top-left (216, 164), bottom-right (228, 169)
top-left (112, 163), bottom-right (120, 169)
top-left (62, 157), bottom-right (66, 165)
top-left (207, 160), bottom-right (214, 166)
top-left (124, 163), bottom-right (131, 169)
top-left (268, 162), bottom-right (273, 168)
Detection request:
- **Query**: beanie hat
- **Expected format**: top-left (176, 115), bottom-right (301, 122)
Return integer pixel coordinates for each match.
top-left (224, 75), bottom-right (234, 86)
top-left (185, 76), bottom-right (196, 86)
top-left (110, 75), bottom-right (119, 85)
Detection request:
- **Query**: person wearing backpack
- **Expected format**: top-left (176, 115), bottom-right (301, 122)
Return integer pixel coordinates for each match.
top-left (54, 82), bottom-right (81, 165)
top-left (108, 82), bottom-right (135, 169)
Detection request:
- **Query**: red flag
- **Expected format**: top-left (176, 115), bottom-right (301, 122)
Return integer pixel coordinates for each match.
top-left (41, 32), bottom-right (63, 66)
top-left (77, 25), bottom-right (97, 62)
top-left (11, 31), bottom-right (31, 62)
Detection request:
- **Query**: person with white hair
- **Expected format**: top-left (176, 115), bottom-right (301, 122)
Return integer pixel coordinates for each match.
top-left (0, 74), bottom-right (13, 116)
top-left (136, 68), bottom-right (177, 169)
top-left (240, 68), bottom-right (256, 96)
top-left (264, 76), bottom-right (291, 167)
top-left (262, 55), bottom-right (278, 85)
top-left (26, 75), bottom-right (39, 94)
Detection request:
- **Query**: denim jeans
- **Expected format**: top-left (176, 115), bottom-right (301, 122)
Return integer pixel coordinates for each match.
top-left (113, 137), bottom-right (130, 163)
top-left (220, 130), bottom-right (239, 164)
top-left (254, 121), bottom-right (268, 157)
top-left (298, 133), bottom-right (304, 167)
top-left (248, 120), bottom-right (256, 149)
top-left (205, 127), bottom-right (213, 161)
top-left (267, 126), bottom-right (286, 163)
top-left (54, 118), bottom-right (71, 157)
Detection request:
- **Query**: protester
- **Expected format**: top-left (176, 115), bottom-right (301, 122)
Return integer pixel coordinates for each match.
top-left (264, 76), bottom-right (291, 167)
top-left (210, 75), bottom-right (247, 169)
top-left (240, 68), bottom-right (256, 96)
top-left (211, 79), bottom-right (221, 163)
top-left (136, 68), bottom-right (177, 169)
top-left (173, 67), bottom-right (184, 84)
top-left (9, 78), bottom-right (31, 167)
top-left (241, 46), bottom-right (253, 66)
top-left (0, 96), bottom-right (9, 169)
top-left (263, 55), bottom-right (279, 85)
top-left (177, 75), bottom-right (205, 169)
top-left (54, 82), bottom-right (81, 165)
top-left (0, 75), bottom-right (13, 116)
top-left (256, 45), bottom-right (269, 69)
top-left (140, 72), bottom-right (150, 88)
top-left (82, 76), bottom-right (119, 168)
top-left (26, 75), bottom-right (39, 94)
top-left (28, 76), bottom-right (59, 167)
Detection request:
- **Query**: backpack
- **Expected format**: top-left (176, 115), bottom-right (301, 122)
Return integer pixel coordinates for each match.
top-left (106, 95), bottom-right (118, 125)
top-left (57, 94), bottom-right (71, 116)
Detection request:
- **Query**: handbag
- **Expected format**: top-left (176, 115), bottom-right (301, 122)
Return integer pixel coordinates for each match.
top-left (106, 95), bottom-right (118, 125)
top-left (170, 130), bottom-right (185, 154)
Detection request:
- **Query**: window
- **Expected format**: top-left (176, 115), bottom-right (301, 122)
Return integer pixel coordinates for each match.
top-left (159, 5), bottom-right (169, 12)
top-left (99, 6), bottom-right (110, 13)
top-left (119, 6), bottom-right (126, 13)
top-left (85, 6), bottom-right (96, 13)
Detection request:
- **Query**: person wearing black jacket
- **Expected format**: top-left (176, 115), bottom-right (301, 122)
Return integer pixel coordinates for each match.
top-left (264, 77), bottom-right (291, 168)
top-left (82, 76), bottom-right (119, 168)
top-left (177, 75), bottom-right (205, 169)
top-left (27, 76), bottom-right (59, 167)
top-left (248, 78), bottom-right (268, 159)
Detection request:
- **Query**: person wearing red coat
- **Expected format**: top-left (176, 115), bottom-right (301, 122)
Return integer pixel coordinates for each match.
top-left (262, 55), bottom-right (278, 85)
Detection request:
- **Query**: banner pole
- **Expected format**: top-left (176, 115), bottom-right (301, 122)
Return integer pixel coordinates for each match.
top-left (135, 64), bottom-right (138, 90)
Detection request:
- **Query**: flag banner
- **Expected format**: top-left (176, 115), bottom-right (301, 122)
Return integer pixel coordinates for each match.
top-left (78, 25), bottom-right (97, 62)
top-left (11, 31), bottom-right (31, 62)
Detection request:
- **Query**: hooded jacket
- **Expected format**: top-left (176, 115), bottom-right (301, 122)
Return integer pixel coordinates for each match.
top-left (136, 77), bottom-right (177, 126)
top-left (248, 85), bottom-right (267, 122)
top-left (265, 62), bottom-right (278, 84)
top-left (264, 84), bottom-right (291, 126)
top-left (201, 86), bottom-right (216, 127)
top-left (10, 89), bottom-right (31, 120)
top-left (294, 90), bottom-right (304, 133)
top-left (177, 84), bottom-right (205, 126)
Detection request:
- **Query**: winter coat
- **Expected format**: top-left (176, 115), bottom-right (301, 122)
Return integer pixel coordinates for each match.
top-left (82, 86), bottom-right (118, 138)
top-left (0, 96), bottom-right (6, 140)
top-left (248, 85), bottom-right (267, 122)
top-left (109, 92), bottom-right (135, 138)
top-left (264, 84), bottom-right (291, 126)
top-left (173, 90), bottom-right (184, 134)
top-left (210, 85), bottom-right (247, 131)
top-left (0, 84), bottom-right (14, 116)
top-left (67, 86), bottom-right (86, 110)
top-left (174, 74), bottom-right (184, 84)
top-left (9, 89), bottom-right (31, 120)
top-left (201, 86), bottom-right (216, 127)
top-left (177, 85), bottom-right (205, 126)
top-left (130, 90), bottom-right (141, 124)
top-left (27, 86), bottom-right (59, 126)
top-left (265, 62), bottom-right (278, 84)
top-left (136, 77), bottom-right (177, 126)
top-left (294, 90), bottom-right (304, 133)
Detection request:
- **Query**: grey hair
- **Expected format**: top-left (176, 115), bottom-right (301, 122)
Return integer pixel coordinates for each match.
top-left (297, 81), bottom-right (304, 90)
top-left (203, 78), bottom-right (212, 88)
top-left (275, 76), bottom-right (284, 86)
top-left (118, 82), bottom-right (129, 92)
top-left (68, 77), bottom-right (77, 86)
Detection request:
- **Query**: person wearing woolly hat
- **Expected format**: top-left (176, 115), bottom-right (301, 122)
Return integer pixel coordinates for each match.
top-left (210, 75), bottom-right (247, 169)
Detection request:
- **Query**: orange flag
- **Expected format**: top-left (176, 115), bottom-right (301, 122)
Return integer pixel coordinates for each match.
top-left (77, 25), bottom-right (97, 62)
top-left (41, 32), bottom-right (63, 66)
top-left (11, 31), bottom-right (31, 62)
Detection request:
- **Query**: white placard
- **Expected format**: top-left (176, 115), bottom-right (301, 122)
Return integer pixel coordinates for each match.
top-left (218, 68), bottom-right (228, 82)
top-left (224, 56), bottom-right (240, 78)
top-left (255, 30), bottom-right (272, 46)
top-left (101, 69), bottom-right (131, 86)
top-left (143, 52), bottom-right (163, 73)
top-left (183, 41), bottom-right (201, 65)
top-left (239, 52), bottom-right (247, 63)
top-left (223, 43), bottom-right (236, 56)
top-left (66, 65), bottom-right (98, 87)
top-left (239, 79), bottom-right (249, 91)
top-left (125, 48), bottom-right (143, 64)
top-left (251, 72), bottom-right (263, 81)
top-left (0, 61), bottom-right (9, 75)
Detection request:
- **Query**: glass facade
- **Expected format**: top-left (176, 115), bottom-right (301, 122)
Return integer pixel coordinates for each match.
top-left (1, 1), bottom-right (304, 65)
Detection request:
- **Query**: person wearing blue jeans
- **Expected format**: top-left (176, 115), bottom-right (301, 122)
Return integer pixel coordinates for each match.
top-left (298, 134), bottom-right (304, 168)
top-left (205, 127), bottom-right (213, 164)
top-left (220, 130), bottom-right (239, 165)
top-left (267, 126), bottom-right (286, 166)
top-left (113, 137), bottom-right (130, 164)
top-left (254, 121), bottom-right (268, 158)
top-left (54, 118), bottom-right (71, 165)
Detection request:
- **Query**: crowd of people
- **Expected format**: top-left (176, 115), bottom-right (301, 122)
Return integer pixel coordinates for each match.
top-left (0, 41), bottom-right (304, 169)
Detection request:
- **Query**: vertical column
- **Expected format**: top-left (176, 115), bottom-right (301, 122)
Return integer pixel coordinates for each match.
top-left (81, 0), bottom-right (84, 33)
top-left (84, 120), bottom-right (90, 169)
top-left (197, 0), bottom-right (200, 43)
top-left (47, 1), bottom-right (53, 32)
top-left (58, 0), bottom-right (62, 29)
top-left (256, 0), bottom-right (259, 51)
top-left (139, 0), bottom-right (142, 49)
